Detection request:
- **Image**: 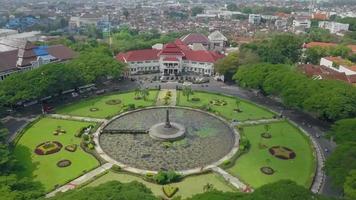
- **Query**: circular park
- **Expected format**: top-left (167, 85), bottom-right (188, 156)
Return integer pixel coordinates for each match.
top-left (12, 89), bottom-right (317, 198)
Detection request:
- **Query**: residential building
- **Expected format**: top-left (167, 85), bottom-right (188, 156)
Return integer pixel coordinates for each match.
top-left (0, 39), bottom-right (76, 81)
top-left (69, 13), bottom-right (104, 29)
top-left (299, 64), bottom-right (356, 86)
top-left (275, 19), bottom-right (288, 31)
top-left (320, 57), bottom-right (356, 76)
top-left (116, 39), bottom-right (224, 76)
top-left (318, 21), bottom-right (349, 34)
top-left (293, 18), bottom-right (311, 33)
top-left (208, 30), bottom-right (228, 52)
top-left (248, 14), bottom-right (262, 25)
top-left (181, 33), bottom-right (210, 50)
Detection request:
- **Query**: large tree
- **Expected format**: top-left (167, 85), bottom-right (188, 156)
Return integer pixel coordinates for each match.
top-left (325, 143), bottom-right (356, 189)
top-left (327, 118), bottom-right (356, 144)
top-left (234, 63), bottom-right (356, 121)
top-left (344, 170), bottom-right (356, 200)
top-left (241, 34), bottom-right (303, 64)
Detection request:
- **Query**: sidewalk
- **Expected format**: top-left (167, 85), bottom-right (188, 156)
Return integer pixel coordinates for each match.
top-left (47, 114), bottom-right (107, 123)
top-left (211, 167), bottom-right (252, 192)
top-left (46, 163), bottom-right (113, 198)
top-left (156, 89), bottom-right (177, 106)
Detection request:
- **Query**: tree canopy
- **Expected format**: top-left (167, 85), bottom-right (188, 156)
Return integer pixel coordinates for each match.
top-left (241, 34), bottom-right (303, 64)
top-left (233, 63), bottom-right (356, 121)
top-left (0, 123), bottom-right (44, 200)
top-left (0, 47), bottom-right (125, 106)
top-left (327, 118), bottom-right (356, 144)
top-left (325, 143), bottom-right (356, 189)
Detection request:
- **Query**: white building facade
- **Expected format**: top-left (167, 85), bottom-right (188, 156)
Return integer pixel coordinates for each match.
top-left (116, 39), bottom-right (224, 76)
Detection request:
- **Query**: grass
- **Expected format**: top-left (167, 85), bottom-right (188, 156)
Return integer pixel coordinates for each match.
top-left (84, 171), bottom-right (235, 199)
top-left (177, 91), bottom-right (274, 121)
top-left (56, 90), bottom-right (158, 118)
top-left (13, 117), bottom-right (100, 192)
top-left (227, 121), bottom-right (315, 188)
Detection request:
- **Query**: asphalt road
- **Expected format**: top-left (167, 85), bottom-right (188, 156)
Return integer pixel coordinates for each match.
top-left (1, 78), bottom-right (340, 197)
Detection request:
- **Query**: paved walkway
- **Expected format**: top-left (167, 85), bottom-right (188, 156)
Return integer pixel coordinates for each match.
top-left (156, 89), bottom-right (177, 106)
top-left (47, 114), bottom-right (107, 123)
top-left (46, 163), bottom-right (113, 198)
top-left (237, 118), bottom-right (284, 126)
top-left (211, 167), bottom-right (252, 192)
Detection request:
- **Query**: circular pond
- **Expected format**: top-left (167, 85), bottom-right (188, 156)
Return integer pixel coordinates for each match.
top-left (99, 107), bottom-right (237, 171)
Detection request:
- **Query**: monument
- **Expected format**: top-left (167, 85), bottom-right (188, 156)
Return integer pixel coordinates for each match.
top-left (149, 109), bottom-right (186, 141)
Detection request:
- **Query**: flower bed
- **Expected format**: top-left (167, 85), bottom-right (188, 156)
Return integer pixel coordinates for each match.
top-left (57, 159), bottom-right (72, 168)
top-left (105, 99), bottom-right (122, 105)
top-left (35, 141), bottom-right (63, 155)
top-left (269, 146), bottom-right (296, 160)
top-left (261, 132), bottom-right (272, 139)
top-left (65, 144), bottom-right (77, 152)
top-left (260, 166), bottom-right (275, 175)
top-left (53, 127), bottom-right (66, 136)
top-left (89, 108), bottom-right (99, 112)
top-left (209, 99), bottom-right (227, 106)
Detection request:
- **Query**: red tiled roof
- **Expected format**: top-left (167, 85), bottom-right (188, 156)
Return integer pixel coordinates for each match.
top-left (347, 45), bottom-right (356, 53)
top-left (347, 74), bottom-right (356, 84)
top-left (275, 12), bottom-right (290, 18)
top-left (304, 42), bottom-right (337, 48)
top-left (299, 64), bottom-right (356, 84)
top-left (312, 12), bottom-right (328, 20)
top-left (116, 39), bottom-right (224, 64)
top-left (305, 42), bottom-right (356, 54)
top-left (163, 57), bottom-right (179, 62)
top-left (159, 42), bottom-right (185, 56)
top-left (181, 33), bottom-right (210, 45)
top-left (116, 49), bottom-right (160, 62)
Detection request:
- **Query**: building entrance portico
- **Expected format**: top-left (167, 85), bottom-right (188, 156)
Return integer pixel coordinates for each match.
top-left (161, 61), bottom-right (181, 75)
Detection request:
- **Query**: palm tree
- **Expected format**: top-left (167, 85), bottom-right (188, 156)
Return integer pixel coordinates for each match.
top-left (264, 124), bottom-right (270, 133)
top-left (134, 88), bottom-right (140, 99)
top-left (235, 99), bottom-right (241, 111)
top-left (140, 88), bottom-right (150, 101)
top-left (182, 86), bottom-right (193, 101)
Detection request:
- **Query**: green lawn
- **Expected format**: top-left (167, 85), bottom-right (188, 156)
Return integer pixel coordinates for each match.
top-left (56, 90), bottom-right (158, 118)
top-left (14, 118), bottom-right (100, 192)
top-left (177, 91), bottom-right (274, 121)
top-left (85, 171), bottom-right (235, 199)
top-left (227, 121), bottom-right (315, 188)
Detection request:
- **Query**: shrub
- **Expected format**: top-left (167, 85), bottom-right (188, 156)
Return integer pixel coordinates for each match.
top-left (128, 104), bottom-right (136, 110)
top-left (75, 128), bottom-right (85, 137)
top-left (163, 185), bottom-right (179, 198)
top-left (239, 137), bottom-right (250, 151)
top-left (191, 97), bottom-right (200, 101)
top-left (223, 160), bottom-right (231, 166)
top-left (153, 171), bottom-right (181, 185)
top-left (65, 144), bottom-right (77, 152)
top-left (111, 165), bottom-right (121, 172)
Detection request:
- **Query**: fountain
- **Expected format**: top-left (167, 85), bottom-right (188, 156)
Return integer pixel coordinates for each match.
top-left (149, 109), bottom-right (186, 141)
